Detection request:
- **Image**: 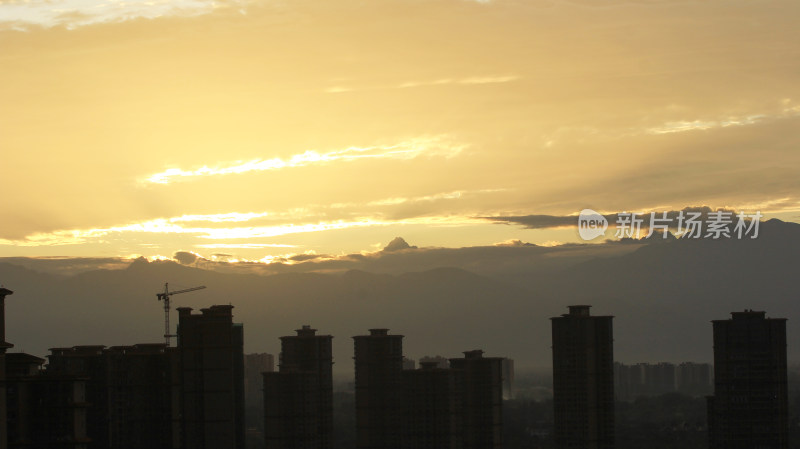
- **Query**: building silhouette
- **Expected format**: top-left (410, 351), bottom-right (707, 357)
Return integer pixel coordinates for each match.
top-left (707, 310), bottom-right (788, 449)
top-left (1, 287), bottom-right (249, 449)
top-left (501, 358), bottom-right (515, 400)
top-left (449, 350), bottom-right (504, 449)
top-left (264, 325), bottom-right (333, 449)
top-left (245, 353), bottom-right (274, 406)
top-left (104, 344), bottom-right (176, 449)
top-left (5, 353), bottom-right (90, 449)
top-left (1, 287), bottom-right (13, 449)
top-left (244, 352), bottom-right (274, 441)
top-left (402, 361), bottom-right (463, 449)
top-left (2, 287), bottom-right (91, 449)
top-left (176, 305), bottom-right (245, 449)
top-left (418, 355), bottom-right (449, 369)
top-left (551, 305), bottom-right (614, 449)
top-left (352, 328), bottom-right (504, 449)
top-left (47, 345), bottom-right (117, 449)
top-left (353, 329), bottom-right (404, 449)
top-left (47, 344), bottom-right (176, 449)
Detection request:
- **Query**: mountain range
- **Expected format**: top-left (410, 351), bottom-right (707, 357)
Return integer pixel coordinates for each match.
top-left (1, 219), bottom-right (798, 372)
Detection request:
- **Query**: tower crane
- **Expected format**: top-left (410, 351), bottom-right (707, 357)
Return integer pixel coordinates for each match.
top-left (156, 283), bottom-right (206, 346)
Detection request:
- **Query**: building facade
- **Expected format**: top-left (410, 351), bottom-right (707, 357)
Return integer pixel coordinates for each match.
top-left (449, 350), bottom-right (503, 449)
top-left (708, 310), bottom-right (788, 449)
top-left (1, 287), bottom-right (13, 449)
top-left (353, 329), bottom-right (404, 449)
top-left (551, 305), bottom-right (614, 449)
top-left (176, 305), bottom-right (245, 449)
top-left (402, 361), bottom-right (463, 449)
top-left (264, 325), bottom-right (333, 449)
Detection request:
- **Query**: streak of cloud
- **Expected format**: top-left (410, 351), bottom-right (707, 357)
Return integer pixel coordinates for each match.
top-left (646, 102), bottom-right (800, 135)
top-left (0, 0), bottom-right (249, 30)
top-left (195, 243), bottom-right (297, 249)
top-left (325, 75), bottom-right (520, 94)
top-left (0, 215), bottom-right (486, 247)
top-left (141, 136), bottom-right (465, 185)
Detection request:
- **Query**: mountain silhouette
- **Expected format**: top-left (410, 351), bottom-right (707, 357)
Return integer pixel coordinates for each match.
top-left (1, 219), bottom-right (798, 370)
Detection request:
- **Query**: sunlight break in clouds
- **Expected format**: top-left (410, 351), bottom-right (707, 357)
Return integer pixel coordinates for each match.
top-left (646, 103), bottom-right (800, 135)
top-left (325, 75), bottom-right (520, 93)
top-left (0, 0), bottom-right (250, 30)
top-left (142, 136), bottom-right (466, 185)
top-left (0, 215), bottom-right (486, 247)
top-left (195, 243), bottom-right (297, 249)
top-left (168, 212), bottom-right (269, 223)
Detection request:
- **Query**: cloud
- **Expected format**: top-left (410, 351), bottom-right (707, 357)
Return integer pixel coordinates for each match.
top-left (195, 243), bottom-right (297, 249)
top-left (0, 256), bottom-right (130, 276)
top-left (482, 214), bottom-right (577, 230)
top-left (164, 235), bottom-right (647, 278)
top-left (0, 0), bottom-right (252, 30)
top-left (3, 0), bottom-right (800, 255)
top-left (325, 75), bottom-right (520, 94)
top-left (173, 251), bottom-right (200, 265)
top-left (141, 136), bottom-right (465, 185)
top-left (0, 214), bottom-right (486, 248)
top-left (644, 107), bottom-right (800, 135)
top-left (0, 185), bottom-right (505, 250)
top-left (483, 206), bottom-right (763, 237)
top-left (169, 212), bottom-right (270, 223)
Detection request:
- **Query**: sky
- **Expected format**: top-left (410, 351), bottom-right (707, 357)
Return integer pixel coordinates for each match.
top-left (2, 0), bottom-right (799, 263)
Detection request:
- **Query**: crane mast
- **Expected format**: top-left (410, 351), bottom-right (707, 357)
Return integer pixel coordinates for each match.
top-left (156, 282), bottom-right (206, 346)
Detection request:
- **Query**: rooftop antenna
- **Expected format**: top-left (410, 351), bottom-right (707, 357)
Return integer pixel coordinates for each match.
top-left (156, 282), bottom-right (206, 346)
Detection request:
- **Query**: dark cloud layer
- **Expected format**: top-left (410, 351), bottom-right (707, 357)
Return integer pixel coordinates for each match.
top-left (483, 206), bottom-right (746, 230)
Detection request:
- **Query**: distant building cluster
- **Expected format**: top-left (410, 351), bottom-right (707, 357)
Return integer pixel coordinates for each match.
top-left (0, 286), bottom-right (793, 449)
top-left (263, 327), bottom-right (506, 449)
top-left (614, 361), bottom-right (713, 401)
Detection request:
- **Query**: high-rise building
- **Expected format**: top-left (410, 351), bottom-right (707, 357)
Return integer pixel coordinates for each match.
top-left (402, 361), bottom-right (463, 449)
top-left (551, 305), bottom-right (614, 449)
top-left (47, 344), bottom-right (178, 449)
top-left (707, 310), bottom-right (788, 449)
top-left (104, 344), bottom-right (176, 449)
top-left (3, 287), bottom-right (90, 449)
top-left (244, 352), bottom-right (274, 404)
top-left (264, 369), bottom-right (318, 449)
top-left (264, 325), bottom-right (333, 449)
top-left (244, 353), bottom-right (274, 440)
top-left (47, 345), bottom-right (111, 449)
top-left (176, 305), bottom-right (245, 449)
top-left (1, 287), bottom-right (13, 449)
top-left (449, 350), bottom-right (503, 449)
top-left (5, 353), bottom-right (91, 449)
top-left (353, 328), bottom-right (404, 449)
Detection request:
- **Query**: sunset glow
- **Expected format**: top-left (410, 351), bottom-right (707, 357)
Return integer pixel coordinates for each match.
top-left (2, 0), bottom-right (800, 262)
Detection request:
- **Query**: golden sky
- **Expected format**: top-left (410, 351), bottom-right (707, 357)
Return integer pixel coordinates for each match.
top-left (1, 0), bottom-right (799, 261)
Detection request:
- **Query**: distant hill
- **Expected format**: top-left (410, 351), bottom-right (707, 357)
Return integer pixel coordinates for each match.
top-left (1, 219), bottom-right (799, 371)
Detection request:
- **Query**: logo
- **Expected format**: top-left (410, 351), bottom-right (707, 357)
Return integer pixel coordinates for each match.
top-left (578, 209), bottom-right (608, 240)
